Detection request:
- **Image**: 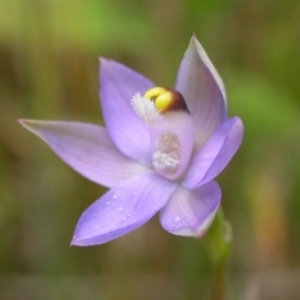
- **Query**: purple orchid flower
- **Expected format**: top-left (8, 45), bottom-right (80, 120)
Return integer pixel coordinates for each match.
top-left (20, 36), bottom-right (243, 246)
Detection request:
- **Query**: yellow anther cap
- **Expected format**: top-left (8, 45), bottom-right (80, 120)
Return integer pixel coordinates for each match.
top-left (144, 87), bottom-right (168, 100)
top-left (144, 87), bottom-right (187, 113)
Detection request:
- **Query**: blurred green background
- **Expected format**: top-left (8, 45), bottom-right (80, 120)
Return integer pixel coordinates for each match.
top-left (1, 0), bottom-right (300, 299)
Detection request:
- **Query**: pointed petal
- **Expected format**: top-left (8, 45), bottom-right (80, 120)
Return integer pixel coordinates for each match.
top-left (71, 172), bottom-right (176, 246)
top-left (100, 58), bottom-right (154, 165)
top-left (175, 36), bottom-right (227, 148)
top-left (183, 117), bottom-right (243, 189)
top-left (19, 120), bottom-right (149, 187)
top-left (160, 181), bottom-right (221, 237)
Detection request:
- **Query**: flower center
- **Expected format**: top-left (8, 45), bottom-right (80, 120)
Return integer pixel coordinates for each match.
top-left (131, 86), bottom-right (194, 180)
top-left (131, 87), bottom-right (188, 123)
top-left (144, 87), bottom-right (188, 113)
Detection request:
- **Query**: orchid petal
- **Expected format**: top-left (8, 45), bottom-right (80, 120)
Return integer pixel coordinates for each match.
top-left (175, 36), bottom-right (227, 148)
top-left (19, 120), bottom-right (149, 188)
top-left (183, 117), bottom-right (243, 189)
top-left (71, 172), bottom-right (176, 246)
top-left (160, 181), bottom-right (221, 237)
top-left (100, 58), bottom-right (154, 165)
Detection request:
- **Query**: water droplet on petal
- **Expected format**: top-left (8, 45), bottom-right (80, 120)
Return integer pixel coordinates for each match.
top-left (107, 201), bottom-right (111, 206)
top-left (117, 206), bottom-right (124, 212)
top-left (174, 216), bottom-right (181, 223)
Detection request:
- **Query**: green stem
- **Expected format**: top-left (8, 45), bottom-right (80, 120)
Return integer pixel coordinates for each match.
top-left (211, 262), bottom-right (226, 300)
top-left (203, 208), bottom-right (232, 300)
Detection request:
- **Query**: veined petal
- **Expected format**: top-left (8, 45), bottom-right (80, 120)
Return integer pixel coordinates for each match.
top-left (159, 181), bottom-right (221, 237)
top-left (175, 36), bottom-right (227, 148)
top-left (19, 120), bottom-right (149, 188)
top-left (183, 117), bottom-right (244, 189)
top-left (100, 58), bottom-right (154, 165)
top-left (71, 172), bottom-right (176, 246)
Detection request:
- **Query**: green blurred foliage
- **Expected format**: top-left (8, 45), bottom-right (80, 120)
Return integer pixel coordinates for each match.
top-left (1, 0), bottom-right (300, 299)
